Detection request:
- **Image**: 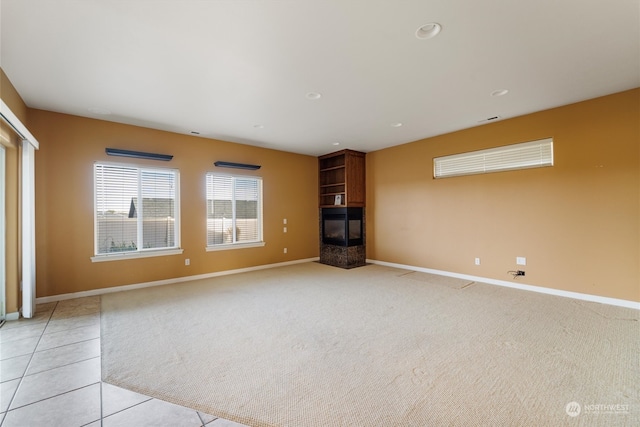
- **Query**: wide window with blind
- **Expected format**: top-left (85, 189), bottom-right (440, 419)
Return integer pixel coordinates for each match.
top-left (206, 173), bottom-right (263, 250)
top-left (433, 138), bottom-right (554, 179)
top-left (93, 163), bottom-right (180, 260)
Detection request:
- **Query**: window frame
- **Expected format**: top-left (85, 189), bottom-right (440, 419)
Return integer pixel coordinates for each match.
top-left (205, 172), bottom-right (264, 252)
top-left (91, 161), bottom-right (182, 262)
top-left (433, 138), bottom-right (554, 179)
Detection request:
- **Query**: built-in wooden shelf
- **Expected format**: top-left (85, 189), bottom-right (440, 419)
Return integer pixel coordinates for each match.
top-left (318, 149), bottom-right (365, 208)
top-left (319, 165), bottom-right (346, 172)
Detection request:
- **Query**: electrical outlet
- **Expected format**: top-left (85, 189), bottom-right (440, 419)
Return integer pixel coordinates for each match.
top-left (283, 226), bottom-right (287, 233)
top-left (185, 258), bottom-right (190, 266)
top-left (516, 257), bottom-right (526, 266)
top-left (283, 218), bottom-right (287, 225)
top-left (283, 248), bottom-right (287, 254)
top-left (475, 258), bottom-right (481, 265)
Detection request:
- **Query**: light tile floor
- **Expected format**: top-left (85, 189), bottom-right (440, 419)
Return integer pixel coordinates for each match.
top-left (0, 297), bottom-right (251, 427)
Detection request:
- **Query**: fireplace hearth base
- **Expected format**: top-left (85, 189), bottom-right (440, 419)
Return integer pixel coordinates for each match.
top-left (320, 244), bottom-right (365, 269)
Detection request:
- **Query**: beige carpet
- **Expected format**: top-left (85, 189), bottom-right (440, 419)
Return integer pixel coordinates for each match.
top-left (101, 262), bottom-right (639, 426)
top-left (399, 270), bottom-right (475, 289)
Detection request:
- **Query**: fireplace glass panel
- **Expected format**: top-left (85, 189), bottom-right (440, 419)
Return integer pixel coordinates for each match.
top-left (324, 219), bottom-right (346, 242)
top-left (322, 207), bottom-right (363, 246)
top-left (349, 219), bottom-right (361, 240)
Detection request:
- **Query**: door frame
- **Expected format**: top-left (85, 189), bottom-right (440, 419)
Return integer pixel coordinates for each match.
top-left (1, 99), bottom-right (40, 318)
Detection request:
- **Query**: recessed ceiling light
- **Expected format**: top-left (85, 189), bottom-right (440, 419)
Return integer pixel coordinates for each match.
top-left (332, 142), bottom-right (340, 146)
top-left (391, 122), bottom-right (403, 128)
top-left (253, 124), bottom-right (265, 129)
top-left (491, 89), bottom-right (509, 97)
top-left (87, 107), bottom-right (111, 115)
top-left (415, 23), bottom-right (442, 40)
top-left (306, 92), bottom-right (322, 100)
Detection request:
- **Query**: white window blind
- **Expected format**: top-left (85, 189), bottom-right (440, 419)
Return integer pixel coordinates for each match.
top-left (206, 173), bottom-right (263, 247)
top-left (433, 138), bottom-right (554, 178)
top-left (94, 163), bottom-right (179, 255)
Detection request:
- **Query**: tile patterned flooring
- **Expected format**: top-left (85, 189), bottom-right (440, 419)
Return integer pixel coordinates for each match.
top-left (0, 297), bottom-right (250, 427)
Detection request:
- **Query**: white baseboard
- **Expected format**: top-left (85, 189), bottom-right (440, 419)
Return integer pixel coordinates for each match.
top-left (3, 312), bottom-right (20, 321)
top-left (32, 257), bottom-right (639, 310)
top-left (367, 259), bottom-right (640, 310)
top-left (35, 257), bottom-right (320, 304)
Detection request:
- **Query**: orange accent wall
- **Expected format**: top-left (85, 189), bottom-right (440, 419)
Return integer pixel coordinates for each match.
top-left (29, 110), bottom-right (319, 297)
top-left (366, 89), bottom-right (639, 302)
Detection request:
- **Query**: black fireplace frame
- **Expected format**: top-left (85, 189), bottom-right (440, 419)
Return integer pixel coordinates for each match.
top-left (321, 207), bottom-right (363, 247)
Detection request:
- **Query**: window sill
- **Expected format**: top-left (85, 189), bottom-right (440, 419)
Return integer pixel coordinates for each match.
top-left (91, 248), bottom-right (184, 263)
top-left (206, 241), bottom-right (266, 252)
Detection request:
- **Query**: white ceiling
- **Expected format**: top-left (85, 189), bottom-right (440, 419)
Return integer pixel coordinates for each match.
top-left (1, 1), bottom-right (638, 156)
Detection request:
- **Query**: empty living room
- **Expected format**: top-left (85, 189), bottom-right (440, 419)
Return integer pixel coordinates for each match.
top-left (0, 1), bottom-right (638, 426)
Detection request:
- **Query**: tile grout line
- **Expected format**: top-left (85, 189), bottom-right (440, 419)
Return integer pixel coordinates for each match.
top-left (37, 320), bottom-right (101, 337)
top-left (197, 411), bottom-right (212, 426)
top-left (32, 335), bottom-right (101, 355)
top-left (0, 303), bottom-right (58, 427)
top-left (6, 382), bottom-right (102, 412)
top-left (99, 396), bottom-right (154, 421)
top-left (21, 354), bottom-right (101, 381)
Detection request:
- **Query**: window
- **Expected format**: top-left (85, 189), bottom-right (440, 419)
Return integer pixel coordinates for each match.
top-left (206, 173), bottom-right (263, 250)
top-left (93, 163), bottom-right (180, 260)
top-left (433, 138), bottom-right (554, 179)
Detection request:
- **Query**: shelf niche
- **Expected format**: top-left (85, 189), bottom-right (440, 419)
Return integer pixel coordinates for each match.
top-left (318, 149), bottom-right (365, 208)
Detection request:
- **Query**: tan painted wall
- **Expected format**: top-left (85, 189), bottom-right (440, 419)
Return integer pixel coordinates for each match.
top-left (367, 89), bottom-right (639, 302)
top-left (1, 69), bottom-right (28, 121)
top-left (29, 110), bottom-right (319, 297)
top-left (1, 69), bottom-right (28, 314)
top-left (6, 66), bottom-right (639, 304)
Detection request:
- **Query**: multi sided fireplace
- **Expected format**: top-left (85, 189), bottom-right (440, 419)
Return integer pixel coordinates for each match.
top-left (320, 207), bottom-right (365, 268)
top-left (322, 207), bottom-right (363, 246)
top-left (318, 149), bottom-right (366, 269)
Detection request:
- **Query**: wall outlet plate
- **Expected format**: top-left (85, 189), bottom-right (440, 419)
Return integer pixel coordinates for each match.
top-left (516, 257), bottom-right (526, 266)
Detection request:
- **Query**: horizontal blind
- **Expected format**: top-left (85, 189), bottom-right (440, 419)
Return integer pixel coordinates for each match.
top-left (206, 173), bottom-right (262, 246)
top-left (234, 177), bottom-right (260, 243)
top-left (95, 164), bottom-right (138, 253)
top-left (95, 164), bottom-right (178, 255)
top-left (206, 174), bottom-right (233, 245)
top-left (140, 169), bottom-right (177, 249)
top-left (434, 138), bottom-right (553, 178)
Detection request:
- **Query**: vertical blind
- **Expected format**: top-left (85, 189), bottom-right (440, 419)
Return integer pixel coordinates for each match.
top-left (206, 174), bottom-right (262, 246)
top-left (94, 164), bottom-right (178, 255)
top-left (433, 138), bottom-right (554, 178)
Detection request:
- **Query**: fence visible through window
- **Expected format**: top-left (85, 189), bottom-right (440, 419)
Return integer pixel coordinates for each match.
top-left (206, 173), bottom-right (262, 247)
top-left (94, 163), bottom-right (179, 256)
